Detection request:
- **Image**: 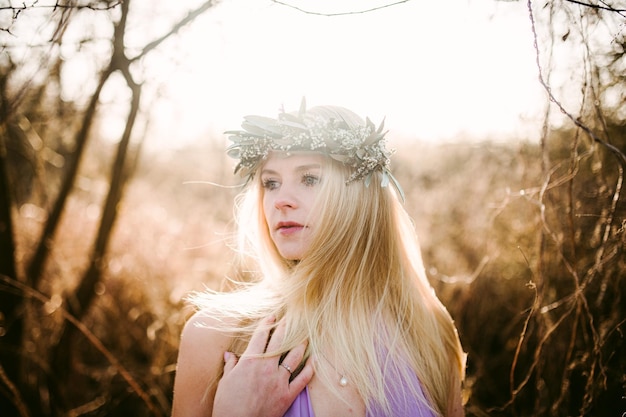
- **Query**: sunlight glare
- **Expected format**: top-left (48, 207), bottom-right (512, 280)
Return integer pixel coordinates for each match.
top-left (145, 0), bottom-right (545, 149)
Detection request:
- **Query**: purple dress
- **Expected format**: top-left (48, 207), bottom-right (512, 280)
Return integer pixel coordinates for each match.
top-left (284, 385), bottom-right (316, 417)
top-left (283, 371), bottom-right (437, 417)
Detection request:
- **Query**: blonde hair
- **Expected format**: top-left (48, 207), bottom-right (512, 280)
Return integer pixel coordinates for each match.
top-left (192, 106), bottom-right (465, 416)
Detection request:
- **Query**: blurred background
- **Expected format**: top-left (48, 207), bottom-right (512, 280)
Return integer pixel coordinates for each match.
top-left (1, 0), bottom-right (625, 416)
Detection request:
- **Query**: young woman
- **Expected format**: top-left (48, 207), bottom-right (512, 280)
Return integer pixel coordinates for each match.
top-left (171, 101), bottom-right (466, 417)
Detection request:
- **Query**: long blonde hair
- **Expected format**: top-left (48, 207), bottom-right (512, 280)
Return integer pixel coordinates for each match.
top-left (192, 106), bottom-right (465, 416)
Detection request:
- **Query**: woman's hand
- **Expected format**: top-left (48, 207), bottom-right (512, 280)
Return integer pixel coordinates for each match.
top-left (212, 316), bottom-right (314, 417)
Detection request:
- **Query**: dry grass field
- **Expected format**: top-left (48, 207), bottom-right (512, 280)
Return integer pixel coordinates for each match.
top-left (10, 132), bottom-right (626, 416)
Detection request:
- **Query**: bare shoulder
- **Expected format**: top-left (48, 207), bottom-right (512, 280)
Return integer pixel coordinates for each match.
top-left (171, 310), bottom-right (235, 417)
top-left (177, 310), bottom-right (235, 364)
top-left (181, 310), bottom-right (234, 346)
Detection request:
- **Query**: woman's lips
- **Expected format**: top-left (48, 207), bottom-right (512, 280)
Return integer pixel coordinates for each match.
top-left (276, 222), bottom-right (305, 235)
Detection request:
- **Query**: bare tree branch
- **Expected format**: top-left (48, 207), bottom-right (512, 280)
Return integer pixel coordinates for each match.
top-left (271, 0), bottom-right (411, 17)
top-left (131, 0), bottom-right (217, 62)
top-left (527, 0), bottom-right (626, 167)
top-left (0, 2), bottom-right (122, 11)
top-left (563, 0), bottom-right (626, 13)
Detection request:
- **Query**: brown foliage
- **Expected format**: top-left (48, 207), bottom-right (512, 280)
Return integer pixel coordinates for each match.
top-left (5, 131), bottom-right (625, 416)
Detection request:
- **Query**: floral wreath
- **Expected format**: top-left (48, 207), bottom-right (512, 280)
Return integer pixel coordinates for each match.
top-left (225, 99), bottom-right (404, 200)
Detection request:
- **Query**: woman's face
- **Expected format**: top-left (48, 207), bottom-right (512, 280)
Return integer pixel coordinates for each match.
top-left (261, 152), bottom-right (324, 261)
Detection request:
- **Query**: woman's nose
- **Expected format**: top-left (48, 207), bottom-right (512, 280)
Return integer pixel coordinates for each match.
top-left (274, 185), bottom-right (298, 210)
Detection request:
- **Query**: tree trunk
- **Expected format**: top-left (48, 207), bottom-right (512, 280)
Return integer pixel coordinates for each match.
top-left (0, 51), bottom-right (28, 416)
top-left (50, 44), bottom-right (142, 411)
top-left (25, 66), bottom-right (113, 291)
top-left (0, 128), bottom-right (25, 417)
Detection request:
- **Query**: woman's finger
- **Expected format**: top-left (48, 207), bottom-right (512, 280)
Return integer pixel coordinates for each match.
top-left (265, 318), bottom-right (287, 353)
top-left (278, 361), bottom-right (294, 378)
top-left (222, 351), bottom-right (238, 375)
top-left (245, 315), bottom-right (276, 354)
top-left (287, 355), bottom-right (315, 396)
top-left (277, 337), bottom-right (306, 375)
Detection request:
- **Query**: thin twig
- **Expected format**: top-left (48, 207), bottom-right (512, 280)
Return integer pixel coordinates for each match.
top-left (563, 0), bottom-right (626, 13)
top-left (0, 364), bottom-right (30, 417)
top-left (528, 0), bottom-right (626, 168)
top-left (271, 0), bottom-right (411, 16)
top-left (130, 0), bottom-right (216, 62)
top-left (0, 2), bottom-right (122, 11)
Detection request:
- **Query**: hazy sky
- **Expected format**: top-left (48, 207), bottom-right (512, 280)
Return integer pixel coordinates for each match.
top-left (133, 0), bottom-right (547, 148)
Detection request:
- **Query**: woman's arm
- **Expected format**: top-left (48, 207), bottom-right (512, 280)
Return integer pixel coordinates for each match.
top-left (171, 311), bottom-right (231, 417)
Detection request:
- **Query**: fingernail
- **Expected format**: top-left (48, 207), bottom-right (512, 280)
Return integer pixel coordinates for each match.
top-left (224, 351), bottom-right (231, 362)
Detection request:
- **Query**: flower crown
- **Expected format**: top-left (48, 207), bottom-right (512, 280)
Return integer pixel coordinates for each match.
top-left (225, 100), bottom-right (404, 200)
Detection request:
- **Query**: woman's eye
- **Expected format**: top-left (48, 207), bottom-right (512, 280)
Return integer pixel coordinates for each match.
top-left (302, 174), bottom-right (320, 187)
top-left (262, 179), bottom-right (280, 190)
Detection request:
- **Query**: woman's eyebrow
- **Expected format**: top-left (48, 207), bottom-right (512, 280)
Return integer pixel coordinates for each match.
top-left (261, 164), bottom-right (321, 176)
top-left (260, 168), bottom-right (279, 176)
top-left (295, 163), bottom-right (322, 172)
